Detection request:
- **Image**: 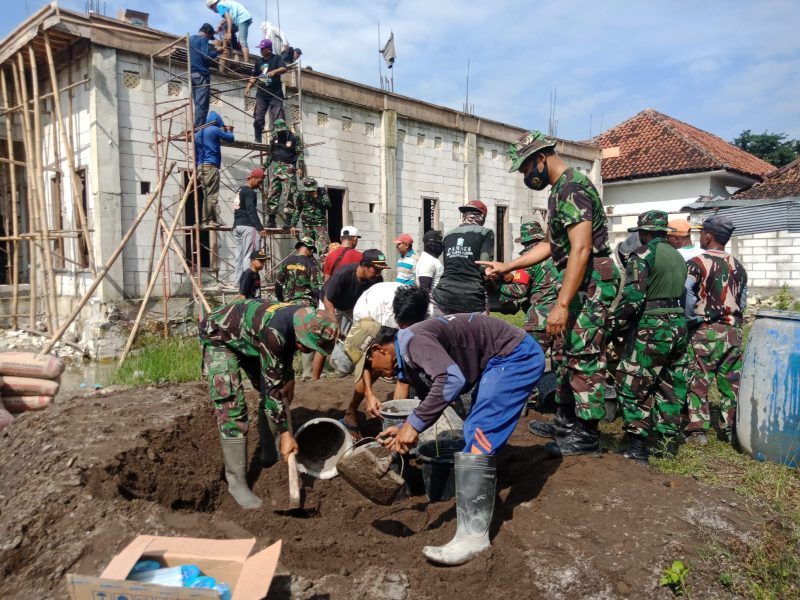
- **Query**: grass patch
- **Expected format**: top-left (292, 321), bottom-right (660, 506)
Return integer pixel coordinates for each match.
top-left (491, 311), bottom-right (526, 329)
top-left (111, 335), bottom-right (202, 386)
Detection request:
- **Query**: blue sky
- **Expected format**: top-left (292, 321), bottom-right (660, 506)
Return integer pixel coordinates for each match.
top-left (4, 0), bottom-right (799, 143)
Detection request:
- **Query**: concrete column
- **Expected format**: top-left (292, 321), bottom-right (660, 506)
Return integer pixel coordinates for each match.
top-left (464, 131), bottom-right (479, 203)
top-left (89, 45), bottom-right (124, 302)
top-left (381, 109), bottom-right (398, 275)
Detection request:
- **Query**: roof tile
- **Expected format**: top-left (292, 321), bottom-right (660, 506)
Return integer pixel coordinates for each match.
top-left (732, 157), bottom-right (800, 199)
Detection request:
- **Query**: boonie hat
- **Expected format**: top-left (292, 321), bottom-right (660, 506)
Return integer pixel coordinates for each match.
top-left (515, 221), bottom-right (546, 244)
top-left (393, 233), bottom-right (413, 245)
top-left (248, 167), bottom-right (265, 179)
top-left (361, 249), bottom-right (390, 270)
top-left (458, 200), bottom-right (488, 216)
top-left (668, 219), bottom-right (692, 236)
top-left (295, 236), bottom-right (317, 253)
top-left (508, 130), bottom-right (557, 172)
top-left (293, 308), bottom-right (338, 356)
top-left (301, 177), bottom-right (318, 192)
top-left (340, 226), bottom-right (360, 238)
top-left (628, 210), bottom-right (672, 233)
top-left (328, 317), bottom-right (381, 380)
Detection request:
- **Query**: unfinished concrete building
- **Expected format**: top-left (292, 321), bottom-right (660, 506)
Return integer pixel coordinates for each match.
top-left (0, 5), bottom-right (601, 358)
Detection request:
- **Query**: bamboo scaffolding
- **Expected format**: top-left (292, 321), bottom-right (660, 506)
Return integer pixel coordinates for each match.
top-left (41, 163), bottom-right (176, 355)
top-left (0, 78), bottom-right (90, 118)
top-left (1, 69), bottom-right (20, 328)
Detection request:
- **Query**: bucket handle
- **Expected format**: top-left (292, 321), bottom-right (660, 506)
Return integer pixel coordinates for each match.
top-left (358, 437), bottom-right (406, 477)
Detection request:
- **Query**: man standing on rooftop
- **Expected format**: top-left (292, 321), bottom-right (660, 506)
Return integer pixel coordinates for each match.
top-left (207, 0), bottom-right (253, 63)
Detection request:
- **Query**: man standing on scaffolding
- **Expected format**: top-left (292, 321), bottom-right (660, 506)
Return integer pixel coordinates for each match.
top-left (244, 39), bottom-right (287, 143)
top-left (189, 23), bottom-right (220, 128)
top-left (207, 0), bottom-right (253, 63)
top-left (263, 119), bottom-right (304, 229)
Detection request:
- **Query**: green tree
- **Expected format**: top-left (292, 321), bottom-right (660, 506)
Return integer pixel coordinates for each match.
top-left (732, 130), bottom-right (800, 168)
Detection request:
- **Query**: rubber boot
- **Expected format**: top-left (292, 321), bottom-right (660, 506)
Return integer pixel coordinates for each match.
top-left (220, 436), bottom-right (263, 509)
top-left (254, 131), bottom-right (262, 144)
top-left (422, 453), bottom-right (496, 566)
top-left (616, 432), bottom-right (648, 464)
top-left (266, 214), bottom-right (277, 229)
top-left (257, 406), bottom-right (279, 467)
top-left (528, 405), bottom-right (575, 440)
top-left (544, 418), bottom-right (601, 457)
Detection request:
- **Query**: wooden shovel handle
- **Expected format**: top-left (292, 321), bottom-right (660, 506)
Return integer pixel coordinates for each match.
top-left (287, 452), bottom-right (301, 508)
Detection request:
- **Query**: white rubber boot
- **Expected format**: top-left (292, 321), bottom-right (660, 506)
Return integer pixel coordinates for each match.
top-left (422, 452), bottom-right (496, 566)
top-left (220, 436), bottom-right (263, 509)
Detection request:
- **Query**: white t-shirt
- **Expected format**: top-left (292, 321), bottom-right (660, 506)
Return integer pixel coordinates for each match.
top-left (678, 245), bottom-right (705, 262)
top-left (414, 251), bottom-right (444, 289)
top-left (353, 282), bottom-right (402, 328)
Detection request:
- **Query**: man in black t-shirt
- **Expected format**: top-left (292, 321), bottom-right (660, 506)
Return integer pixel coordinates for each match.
top-left (244, 38), bottom-right (287, 143)
top-left (431, 200), bottom-right (495, 314)
top-left (232, 167), bottom-right (266, 287)
top-left (238, 248), bottom-right (267, 299)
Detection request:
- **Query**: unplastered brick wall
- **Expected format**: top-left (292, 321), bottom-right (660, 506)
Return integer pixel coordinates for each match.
top-left (731, 230), bottom-right (800, 292)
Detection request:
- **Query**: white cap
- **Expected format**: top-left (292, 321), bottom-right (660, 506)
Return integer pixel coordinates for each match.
top-left (206, 0), bottom-right (217, 7)
top-left (340, 226), bottom-right (360, 238)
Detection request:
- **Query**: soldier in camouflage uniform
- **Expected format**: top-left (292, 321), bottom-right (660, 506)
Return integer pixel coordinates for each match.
top-left (610, 211), bottom-right (690, 463)
top-left (263, 119), bottom-right (304, 229)
top-left (684, 215), bottom-right (747, 445)
top-left (291, 177), bottom-right (331, 255)
top-left (480, 130), bottom-right (620, 457)
top-left (199, 301), bottom-right (337, 508)
top-left (275, 236), bottom-right (323, 306)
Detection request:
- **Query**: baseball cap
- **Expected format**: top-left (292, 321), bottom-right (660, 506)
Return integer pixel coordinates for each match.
top-left (668, 219), bottom-right (692, 236)
top-left (393, 233), bottom-right (413, 244)
top-left (328, 317), bottom-right (381, 380)
top-left (458, 200), bottom-right (488, 217)
top-left (295, 48), bottom-right (303, 55)
top-left (206, 0), bottom-right (218, 7)
top-left (295, 236), bottom-right (317, 253)
top-left (340, 226), bottom-right (360, 238)
top-left (249, 167), bottom-right (265, 179)
top-left (508, 130), bottom-right (557, 172)
top-left (292, 308), bottom-right (338, 356)
top-left (361, 249), bottom-right (390, 270)
top-left (628, 210), bottom-right (672, 232)
top-left (250, 248), bottom-right (268, 261)
top-left (700, 215), bottom-right (735, 240)
top-left (515, 221), bottom-right (546, 244)
top-left (257, 39), bottom-right (273, 49)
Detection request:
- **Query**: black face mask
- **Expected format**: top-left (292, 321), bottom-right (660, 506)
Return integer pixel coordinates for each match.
top-left (524, 157), bottom-right (549, 191)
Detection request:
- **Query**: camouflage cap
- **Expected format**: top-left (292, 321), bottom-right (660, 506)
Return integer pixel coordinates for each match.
top-left (295, 235), bottom-right (317, 253)
top-left (628, 210), bottom-right (672, 233)
top-left (292, 308), bottom-right (338, 356)
top-left (327, 317), bottom-right (381, 380)
top-left (301, 177), bottom-right (318, 192)
top-left (508, 130), bottom-right (557, 172)
top-left (273, 118), bottom-right (288, 130)
top-left (515, 221), bottom-right (546, 244)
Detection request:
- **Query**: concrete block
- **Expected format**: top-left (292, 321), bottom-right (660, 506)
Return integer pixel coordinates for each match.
top-left (767, 254), bottom-right (793, 263)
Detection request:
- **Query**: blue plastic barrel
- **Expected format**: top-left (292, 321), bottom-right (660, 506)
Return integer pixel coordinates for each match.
top-left (737, 310), bottom-right (800, 467)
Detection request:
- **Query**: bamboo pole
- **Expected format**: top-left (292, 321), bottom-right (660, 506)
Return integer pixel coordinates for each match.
top-left (0, 78), bottom-right (90, 117)
top-left (44, 33), bottom-right (96, 275)
top-left (158, 215), bottom-right (211, 313)
top-left (40, 162), bottom-right (176, 355)
top-left (118, 172), bottom-right (197, 366)
top-left (1, 69), bottom-right (20, 328)
top-left (13, 57), bottom-right (38, 329)
top-left (29, 45), bottom-right (59, 334)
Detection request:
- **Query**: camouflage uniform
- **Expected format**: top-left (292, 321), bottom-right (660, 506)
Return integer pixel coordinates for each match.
top-left (291, 177), bottom-right (331, 255)
top-left (685, 247), bottom-right (748, 433)
top-left (198, 300), bottom-right (337, 438)
top-left (275, 236), bottom-right (323, 305)
top-left (548, 168), bottom-right (620, 421)
top-left (263, 119), bottom-right (304, 221)
top-left (498, 221), bottom-right (560, 355)
top-left (611, 211), bottom-right (690, 439)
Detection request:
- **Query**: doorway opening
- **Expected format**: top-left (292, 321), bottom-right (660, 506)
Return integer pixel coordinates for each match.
top-left (495, 205), bottom-right (508, 262)
top-left (422, 197), bottom-right (439, 233)
top-left (183, 171), bottom-right (210, 268)
top-left (326, 187), bottom-right (345, 242)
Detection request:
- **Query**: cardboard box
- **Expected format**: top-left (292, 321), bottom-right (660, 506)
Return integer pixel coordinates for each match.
top-left (66, 535), bottom-right (281, 600)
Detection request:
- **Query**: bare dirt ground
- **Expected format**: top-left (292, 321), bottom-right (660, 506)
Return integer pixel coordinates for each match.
top-left (0, 377), bottom-right (770, 599)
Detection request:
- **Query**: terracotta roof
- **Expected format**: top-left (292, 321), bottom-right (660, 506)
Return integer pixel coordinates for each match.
top-left (732, 157), bottom-right (800, 199)
top-left (593, 109), bottom-right (775, 183)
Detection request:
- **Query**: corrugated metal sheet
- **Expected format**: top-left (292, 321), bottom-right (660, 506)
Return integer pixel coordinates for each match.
top-left (686, 197), bottom-right (800, 236)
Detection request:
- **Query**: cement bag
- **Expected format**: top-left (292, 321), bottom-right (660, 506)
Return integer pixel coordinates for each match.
top-left (0, 376), bottom-right (60, 397)
top-left (3, 395), bottom-right (53, 413)
top-left (0, 352), bottom-right (65, 380)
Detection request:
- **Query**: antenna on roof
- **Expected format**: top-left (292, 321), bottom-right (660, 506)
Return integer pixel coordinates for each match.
top-left (548, 88), bottom-right (558, 137)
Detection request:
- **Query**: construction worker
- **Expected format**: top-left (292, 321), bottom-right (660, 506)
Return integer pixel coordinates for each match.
top-left (431, 200), bottom-right (495, 315)
top-left (394, 233), bottom-right (418, 285)
top-left (238, 248), bottom-right (267, 299)
top-left (188, 23), bottom-right (220, 128)
top-left (684, 215), bottom-right (748, 445)
top-left (323, 226), bottom-right (361, 281)
top-left (414, 229), bottom-right (444, 296)
top-left (262, 119), bottom-right (304, 229)
top-left (194, 111), bottom-right (234, 227)
top-left (232, 168), bottom-right (266, 288)
top-left (609, 211), bottom-right (690, 463)
top-left (199, 301), bottom-right (338, 509)
top-left (244, 39), bottom-right (287, 142)
top-left (376, 313), bottom-right (545, 565)
top-left (274, 236), bottom-right (323, 306)
top-left (480, 130), bottom-right (620, 457)
top-left (207, 0), bottom-right (253, 63)
top-left (667, 219), bottom-right (704, 261)
top-left (291, 177), bottom-right (331, 255)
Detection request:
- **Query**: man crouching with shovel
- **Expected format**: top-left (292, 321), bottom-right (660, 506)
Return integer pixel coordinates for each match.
top-left (200, 301), bottom-right (338, 508)
top-left (374, 313), bottom-right (545, 565)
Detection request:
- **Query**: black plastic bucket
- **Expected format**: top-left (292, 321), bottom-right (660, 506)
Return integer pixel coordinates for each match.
top-left (416, 438), bottom-right (463, 502)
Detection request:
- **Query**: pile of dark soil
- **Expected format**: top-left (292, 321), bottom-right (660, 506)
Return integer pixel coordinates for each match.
top-left (0, 378), bottom-right (767, 599)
